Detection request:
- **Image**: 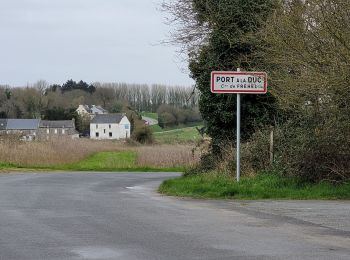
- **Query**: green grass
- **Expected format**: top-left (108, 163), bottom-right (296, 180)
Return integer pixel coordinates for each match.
top-left (154, 126), bottom-right (203, 144)
top-left (0, 162), bottom-right (50, 173)
top-left (58, 151), bottom-right (138, 171)
top-left (141, 112), bottom-right (158, 120)
top-left (59, 151), bottom-right (185, 172)
top-left (0, 162), bottom-right (19, 171)
top-left (152, 122), bottom-right (203, 133)
top-left (0, 151), bottom-right (184, 172)
top-left (0, 162), bottom-right (15, 168)
top-left (159, 173), bottom-right (350, 200)
top-left (150, 124), bottom-right (163, 132)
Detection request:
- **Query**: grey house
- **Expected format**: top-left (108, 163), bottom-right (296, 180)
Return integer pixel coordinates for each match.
top-left (0, 119), bottom-right (78, 141)
top-left (0, 119), bottom-right (40, 141)
top-left (38, 120), bottom-right (79, 141)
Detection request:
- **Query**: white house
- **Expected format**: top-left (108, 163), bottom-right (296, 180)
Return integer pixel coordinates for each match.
top-left (76, 105), bottom-right (108, 119)
top-left (90, 114), bottom-right (131, 140)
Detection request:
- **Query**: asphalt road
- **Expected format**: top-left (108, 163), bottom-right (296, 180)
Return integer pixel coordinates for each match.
top-left (0, 172), bottom-right (349, 260)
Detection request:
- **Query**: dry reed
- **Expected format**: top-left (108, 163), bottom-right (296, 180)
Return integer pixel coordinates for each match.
top-left (0, 139), bottom-right (199, 169)
top-left (0, 138), bottom-right (124, 167)
top-left (136, 145), bottom-right (200, 167)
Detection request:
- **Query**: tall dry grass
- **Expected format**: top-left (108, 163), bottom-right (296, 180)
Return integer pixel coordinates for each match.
top-left (0, 138), bottom-right (199, 168)
top-left (0, 138), bottom-right (124, 167)
top-left (136, 145), bottom-right (200, 167)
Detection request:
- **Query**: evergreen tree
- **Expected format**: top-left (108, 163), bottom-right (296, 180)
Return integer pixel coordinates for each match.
top-left (164, 0), bottom-right (279, 148)
top-left (61, 79), bottom-right (96, 94)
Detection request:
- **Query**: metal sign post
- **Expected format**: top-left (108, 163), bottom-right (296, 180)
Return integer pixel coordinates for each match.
top-left (236, 68), bottom-right (241, 182)
top-left (211, 70), bottom-right (267, 182)
top-left (236, 93), bottom-right (241, 182)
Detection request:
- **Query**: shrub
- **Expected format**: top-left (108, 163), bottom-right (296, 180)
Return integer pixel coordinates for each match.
top-left (272, 117), bottom-right (350, 183)
top-left (183, 108), bottom-right (202, 123)
top-left (158, 112), bottom-right (177, 128)
top-left (132, 126), bottom-right (154, 144)
top-left (242, 115), bottom-right (350, 183)
top-left (110, 101), bottom-right (124, 113)
top-left (189, 112), bottom-right (350, 184)
top-left (185, 139), bottom-right (257, 177)
top-left (157, 104), bottom-right (202, 128)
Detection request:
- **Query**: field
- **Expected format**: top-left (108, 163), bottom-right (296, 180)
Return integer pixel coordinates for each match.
top-left (0, 138), bottom-right (200, 171)
top-left (154, 126), bottom-right (203, 144)
top-left (0, 122), bottom-right (205, 172)
top-left (141, 112), bottom-right (158, 120)
top-left (137, 114), bottom-right (204, 143)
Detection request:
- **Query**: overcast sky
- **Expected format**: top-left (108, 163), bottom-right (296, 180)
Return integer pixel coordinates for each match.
top-left (0, 0), bottom-right (193, 87)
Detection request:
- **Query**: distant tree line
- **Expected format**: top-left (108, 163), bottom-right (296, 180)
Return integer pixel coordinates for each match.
top-left (93, 82), bottom-right (199, 112)
top-left (157, 104), bottom-right (201, 128)
top-left (0, 80), bottom-right (199, 122)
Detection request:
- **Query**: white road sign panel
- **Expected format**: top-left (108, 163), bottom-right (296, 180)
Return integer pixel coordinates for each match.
top-left (211, 71), bottom-right (267, 94)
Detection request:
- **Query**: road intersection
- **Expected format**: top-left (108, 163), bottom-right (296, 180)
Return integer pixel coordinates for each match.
top-left (0, 172), bottom-right (349, 259)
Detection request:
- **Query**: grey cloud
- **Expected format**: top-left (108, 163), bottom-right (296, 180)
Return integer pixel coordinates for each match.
top-left (0, 0), bottom-right (193, 86)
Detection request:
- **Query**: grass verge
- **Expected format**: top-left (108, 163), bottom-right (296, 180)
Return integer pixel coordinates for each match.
top-left (159, 173), bottom-right (350, 200)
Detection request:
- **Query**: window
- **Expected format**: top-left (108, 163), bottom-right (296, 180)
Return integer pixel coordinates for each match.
top-left (109, 124), bottom-right (111, 129)
top-left (104, 129), bottom-right (106, 134)
top-left (96, 132), bottom-right (99, 137)
top-left (109, 132), bottom-right (113, 137)
top-left (124, 125), bottom-right (129, 130)
top-left (96, 124), bottom-right (98, 128)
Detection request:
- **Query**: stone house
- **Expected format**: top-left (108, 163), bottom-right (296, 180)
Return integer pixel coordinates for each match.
top-left (0, 119), bottom-right (40, 141)
top-left (0, 119), bottom-right (78, 141)
top-left (38, 120), bottom-right (79, 141)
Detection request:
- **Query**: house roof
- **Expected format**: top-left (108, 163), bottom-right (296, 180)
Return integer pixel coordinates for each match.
top-left (0, 119), bottom-right (7, 130)
top-left (6, 119), bottom-right (40, 130)
top-left (82, 105), bottom-right (108, 114)
top-left (91, 114), bottom-right (124, 124)
top-left (40, 120), bottom-right (75, 128)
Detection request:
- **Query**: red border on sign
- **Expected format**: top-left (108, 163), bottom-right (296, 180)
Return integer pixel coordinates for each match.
top-left (211, 71), bottom-right (267, 94)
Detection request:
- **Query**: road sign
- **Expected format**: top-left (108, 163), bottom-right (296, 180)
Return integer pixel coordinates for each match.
top-left (211, 69), bottom-right (268, 182)
top-left (211, 71), bottom-right (267, 94)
